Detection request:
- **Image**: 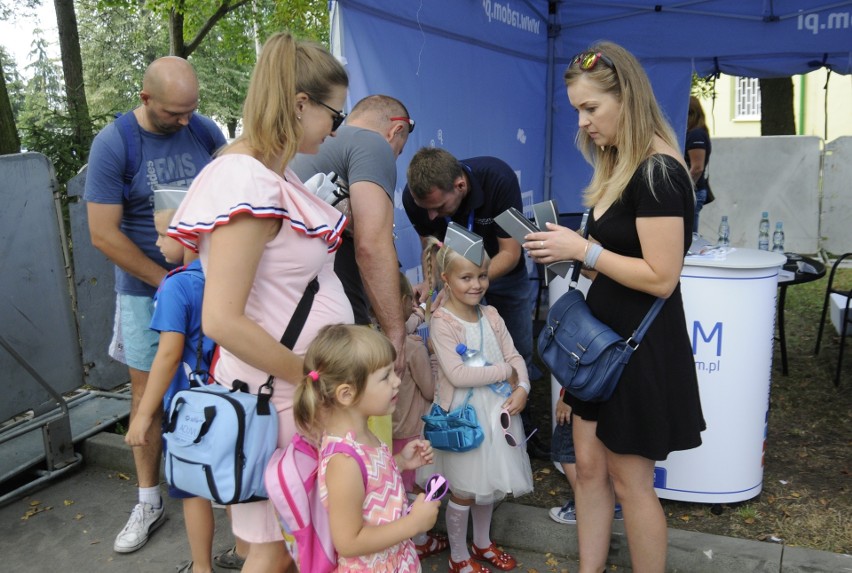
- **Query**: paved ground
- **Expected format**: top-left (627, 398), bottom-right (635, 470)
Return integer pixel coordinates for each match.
top-left (0, 432), bottom-right (849, 572)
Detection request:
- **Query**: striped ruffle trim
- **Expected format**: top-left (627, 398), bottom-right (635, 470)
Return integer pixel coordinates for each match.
top-left (169, 202), bottom-right (348, 253)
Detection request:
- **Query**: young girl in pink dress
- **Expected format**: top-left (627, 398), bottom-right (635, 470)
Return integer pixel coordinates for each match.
top-left (293, 324), bottom-right (440, 572)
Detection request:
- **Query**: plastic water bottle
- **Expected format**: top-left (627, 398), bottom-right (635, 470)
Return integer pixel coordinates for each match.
top-left (717, 215), bottom-right (730, 247)
top-left (772, 221), bottom-right (785, 253)
top-left (456, 344), bottom-right (512, 396)
top-left (758, 211), bottom-right (770, 250)
top-left (456, 343), bottom-right (487, 367)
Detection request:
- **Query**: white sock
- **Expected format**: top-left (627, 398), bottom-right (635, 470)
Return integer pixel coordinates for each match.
top-left (138, 486), bottom-right (161, 508)
top-left (446, 501), bottom-right (471, 562)
top-left (470, 502), bottom-right (494, 550)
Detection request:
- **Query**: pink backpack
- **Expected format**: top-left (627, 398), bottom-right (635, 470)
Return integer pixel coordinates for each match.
top-left (265, 434), bottom-right (367, 573)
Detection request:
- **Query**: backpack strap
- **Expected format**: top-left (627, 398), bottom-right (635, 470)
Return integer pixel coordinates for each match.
top-left (114, 111), bottom-right (140, 203)
top-left (187, 114), bottom-right (218, 155)
top-left (114, 111), bottom-right (218, 203)
top-left (321, 442), bottom-right (368, 486)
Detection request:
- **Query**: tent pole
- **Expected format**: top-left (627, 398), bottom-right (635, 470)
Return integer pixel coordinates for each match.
top-left (544, 2), bottom-right (559, 202)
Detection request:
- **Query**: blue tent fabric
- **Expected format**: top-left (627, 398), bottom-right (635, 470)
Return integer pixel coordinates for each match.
top-left (332, 0), bottom-right (852, 271)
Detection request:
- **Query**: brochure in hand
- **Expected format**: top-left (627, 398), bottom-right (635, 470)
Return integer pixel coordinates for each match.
top-left (495, 203), bottom-right (572, 283)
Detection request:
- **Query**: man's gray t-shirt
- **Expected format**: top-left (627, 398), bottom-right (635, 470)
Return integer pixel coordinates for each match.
top-left (291, 125), bottom-right (397, 324)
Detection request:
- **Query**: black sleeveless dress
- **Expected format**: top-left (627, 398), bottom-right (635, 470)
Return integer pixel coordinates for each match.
top-left (565, 155), bottom-right (706, 461)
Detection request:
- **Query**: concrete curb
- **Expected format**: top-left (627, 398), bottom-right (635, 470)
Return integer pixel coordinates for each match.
top-left (82, 432), bottom-right (852, 572)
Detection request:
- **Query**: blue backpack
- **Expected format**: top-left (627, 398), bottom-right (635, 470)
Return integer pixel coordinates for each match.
top-left (113, 111), bottom-right (219, 201)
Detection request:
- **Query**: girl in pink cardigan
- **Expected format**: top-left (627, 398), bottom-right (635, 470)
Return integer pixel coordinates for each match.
top-left (417, 237), bottom-right (534, 573)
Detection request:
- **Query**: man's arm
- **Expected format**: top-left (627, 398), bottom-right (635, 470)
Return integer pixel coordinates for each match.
top-left (489, 236), bottom-right (523, 280)
top-left (349, 181), bottom-right (406, 372)
top-left (87, 202), bottom-right (169, 288)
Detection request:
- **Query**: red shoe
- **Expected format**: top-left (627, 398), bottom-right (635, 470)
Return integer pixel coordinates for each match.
top-left (470, 542), bottom-right (517, 571)
top-left (415, 532), bottom-right (449, 558)
top-left (448, 556), bottom-right (492, 573)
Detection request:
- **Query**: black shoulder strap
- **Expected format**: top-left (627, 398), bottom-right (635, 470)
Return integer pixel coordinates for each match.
top-left (258, 276), bottom-right (320, 393)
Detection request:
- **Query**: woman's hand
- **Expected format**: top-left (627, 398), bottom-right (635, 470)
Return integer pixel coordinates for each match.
top-left (524, 222), bottom-right (586, 265)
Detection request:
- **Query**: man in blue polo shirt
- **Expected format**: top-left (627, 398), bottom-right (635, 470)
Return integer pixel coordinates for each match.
top-left (84, 56), bottom-right (226, 554)
top-left (402, 147), bottom-right (535, 409)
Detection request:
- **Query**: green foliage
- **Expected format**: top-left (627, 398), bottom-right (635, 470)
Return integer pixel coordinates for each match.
top-left (78, 0), bottom-right (168, 126)
top-left (1, 45), bottom-right (24, 117)
top-left (691, 72), bottom-right (717, 100)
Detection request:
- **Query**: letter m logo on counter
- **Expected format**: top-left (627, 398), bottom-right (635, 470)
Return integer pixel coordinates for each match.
top-left (692, 321), bottom-right (722, 357)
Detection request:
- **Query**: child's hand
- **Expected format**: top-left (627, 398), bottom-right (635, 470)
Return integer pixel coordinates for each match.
top-left (508, 366), bottom-right (520, 388)
top-left (396, 439), bottom-right (434, 470)
top-left (407, 493), bottom-right (440, 534)
top-left (554, 398), bottom-right (572, 426)
top-left (501, 386), bottom-right (528, 416)
top-left (125, 414), bottom-right (153, 447)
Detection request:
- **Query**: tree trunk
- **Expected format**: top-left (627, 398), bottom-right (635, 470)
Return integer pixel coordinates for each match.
top-left (54, 0), bottom-right (93, 160)
top-left (759, 77), bottom-right (796, 136)
top-left (0, 51), bottom-right (21, 155)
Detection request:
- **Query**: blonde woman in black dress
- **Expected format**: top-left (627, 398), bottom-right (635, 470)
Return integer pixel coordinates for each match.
top-left (525, 42), bottom-right (705, 573)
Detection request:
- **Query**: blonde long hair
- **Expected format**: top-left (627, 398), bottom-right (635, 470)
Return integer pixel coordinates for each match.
top-left (293, 324), bottom-right (395, 440)
top-left (564, 41), bottom-right (680, 208)
top-left (233, 32), bottom-right (348, 173)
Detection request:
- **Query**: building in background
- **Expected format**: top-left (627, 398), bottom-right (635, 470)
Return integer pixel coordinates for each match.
top-left (697, 70), bottom-right (852, 140)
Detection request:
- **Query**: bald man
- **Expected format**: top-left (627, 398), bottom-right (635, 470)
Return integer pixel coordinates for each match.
top-left (291, 95), bottom-right (413, 375)
top-left (84, 56), bottom-right (226, 554)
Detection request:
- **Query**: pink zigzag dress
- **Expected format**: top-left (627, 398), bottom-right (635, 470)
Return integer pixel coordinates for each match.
top-left (318, 432), bottom-right (420, 572)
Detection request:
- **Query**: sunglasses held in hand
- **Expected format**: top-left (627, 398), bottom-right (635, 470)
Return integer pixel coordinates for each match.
top-left (500, 408), bottom-right (537, 448)
top-left (407, 473), bottom-right (448, 513)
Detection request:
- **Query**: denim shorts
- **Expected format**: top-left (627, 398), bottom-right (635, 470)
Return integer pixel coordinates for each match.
top-left (108, 294), bottom-right (158, 371)
top-left (551, 420), bottom-right (577, 464)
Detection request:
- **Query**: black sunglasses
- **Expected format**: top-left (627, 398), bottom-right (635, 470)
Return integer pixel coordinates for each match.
top-left (306, 94), bottom-right (347, 131)
top-left (390, 116), bottom-right (416, 133)
top-left (571, 51), bottom-right (616, 73)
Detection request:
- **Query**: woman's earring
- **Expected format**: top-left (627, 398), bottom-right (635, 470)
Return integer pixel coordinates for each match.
top-left (297, 115), bottom-right (302, 120)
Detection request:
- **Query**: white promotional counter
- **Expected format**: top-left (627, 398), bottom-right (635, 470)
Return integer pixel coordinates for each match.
top-left (549, 248), bottom-right (786, 503)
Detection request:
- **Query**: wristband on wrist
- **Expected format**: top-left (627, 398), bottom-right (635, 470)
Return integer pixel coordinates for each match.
top-left (585, 242), bottom-right (604, 269)
top-left (518, 381), bottom-right (531, 394)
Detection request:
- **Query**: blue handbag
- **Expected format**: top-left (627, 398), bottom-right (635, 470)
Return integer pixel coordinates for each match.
top-left (422, 389), bottom-right (484, 452)
top-left (537, 216), bottom-right (664, 402)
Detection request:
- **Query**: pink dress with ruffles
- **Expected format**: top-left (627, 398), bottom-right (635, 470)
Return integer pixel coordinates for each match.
top-left (169, 153), bottom-right (354, 542)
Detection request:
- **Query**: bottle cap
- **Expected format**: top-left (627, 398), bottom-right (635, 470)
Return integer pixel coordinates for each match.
top-left (762, 211), bottom-right (769, 217)
top-left (776, 221), bottom-right (783, 227)
top-left (455, 343), bottom-right (468, 355)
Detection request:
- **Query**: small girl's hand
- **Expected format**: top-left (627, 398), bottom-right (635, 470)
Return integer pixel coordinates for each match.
top-left (501, 386), bottom-right (528, 416)
top-left (407, 493), bottom-right (440, 534)
top-left (396, 439), bottom-right (434, 470)
top-left (508, 366), bottom-right (520, 388)
top-left (554, 398), bottom-right (572, 426)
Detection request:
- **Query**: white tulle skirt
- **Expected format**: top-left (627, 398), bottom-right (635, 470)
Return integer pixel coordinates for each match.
top-left (416, 386), bottom-right (534, 505)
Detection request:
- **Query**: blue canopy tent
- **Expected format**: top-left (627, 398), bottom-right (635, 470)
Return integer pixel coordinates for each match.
top-left (330, 0), bottom-right (852, 270)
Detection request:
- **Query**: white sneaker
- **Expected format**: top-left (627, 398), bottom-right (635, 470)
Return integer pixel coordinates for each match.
top-left (549, 500), bottom-right (577, 524)
top-left (113, 502), bottom-right (165, 553)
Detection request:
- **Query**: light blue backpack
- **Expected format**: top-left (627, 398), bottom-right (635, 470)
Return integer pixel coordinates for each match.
top-left (163, 380), bottom-right (278, 504)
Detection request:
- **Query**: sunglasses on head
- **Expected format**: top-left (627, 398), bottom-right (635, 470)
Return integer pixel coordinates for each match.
top-left (499, 408), bottom-right (537, 448)
top-left (390, 116), bottom-right (416, 133)
top-left (571, 51), bottom-right (616, 73)
top-left (306, 93), bottom-right (347, 131)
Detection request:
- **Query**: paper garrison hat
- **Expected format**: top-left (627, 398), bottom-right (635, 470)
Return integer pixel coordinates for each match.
top-left (444, 222), bottom-right (484, 266)
top-left (153, 185), bottom-right (189, 211)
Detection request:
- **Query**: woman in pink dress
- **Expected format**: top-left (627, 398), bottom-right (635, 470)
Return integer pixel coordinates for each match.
top-left (170, 32), bottom-right (352, 572)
